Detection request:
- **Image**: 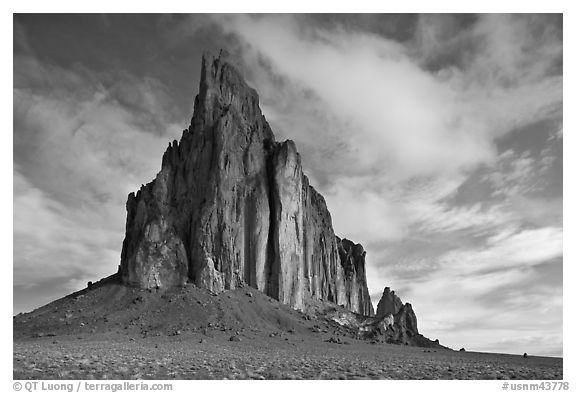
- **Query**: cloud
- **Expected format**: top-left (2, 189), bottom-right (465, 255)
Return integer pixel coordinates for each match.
top-left (212, 14), bottom-right (561, 183)
top-left (441, 226), bottom-right (563, 273)
top-left (215, 16), bottom-right (487, 179)
top-left (14, 53), bottom-right (186, 205)
top-left (410, 200), bottom-right (509, 235)
top-left (484, 147), bottom-right (559, 198)
top-left (13, 51), bottom-right (185, 312)
top-left (324, 175), bottom-right (410, 243)
top-left (13, 168), bottom-right (120, 285)
top-left (325, 171), bottom-right (511, 244)
top-left (379, 225), bottom-right (562, 282)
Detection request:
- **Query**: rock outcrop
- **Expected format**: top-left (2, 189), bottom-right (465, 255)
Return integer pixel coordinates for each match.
top-left (321, 286), bottom-right (441, 348)
top-left (361, 287), bottom-right (421, 345)
top-left (375, 287), bottom-right (404, 319)
top-left (337, 238), bottom-right (374, 316)
top-left (119, 51), bottom-right (374, 316)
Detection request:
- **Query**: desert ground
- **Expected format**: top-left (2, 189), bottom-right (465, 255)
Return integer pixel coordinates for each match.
top-left (13, 280), bottom-right (562, 380)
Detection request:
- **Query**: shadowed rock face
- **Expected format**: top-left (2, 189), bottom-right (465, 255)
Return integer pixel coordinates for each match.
top-left (337, 238), bottom-right (375, 316)
top-left (395, 303), bottom-right (418, 336)
top-left (119, 51), bottom-right (374, 316)
top-left (376, 287), bottom-right (404, 319)
top-left (365, 287), bottom-right (420, 344)
top-left (376, 287), bottom-right (418, 335)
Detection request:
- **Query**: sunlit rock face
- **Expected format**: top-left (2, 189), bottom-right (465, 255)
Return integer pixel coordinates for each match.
top-left (119, 51), bottom-right (374, 316)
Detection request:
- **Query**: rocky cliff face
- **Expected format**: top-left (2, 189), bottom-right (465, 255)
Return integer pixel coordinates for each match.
top-left (119, 51), bottom-right (374, 316)
top-left (337, 238), bottom-right (374, 316)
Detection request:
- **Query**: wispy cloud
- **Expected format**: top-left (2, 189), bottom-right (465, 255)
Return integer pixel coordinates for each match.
top-left (212, 14), bottom-right (561, 180)
top-left (13, 49), bottom-right (184, 312)
top-left (442, 226), bottom-right (563, 273)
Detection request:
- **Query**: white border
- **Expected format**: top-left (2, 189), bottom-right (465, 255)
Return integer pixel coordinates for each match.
top-left (4, 2), bottom-right (573, 391)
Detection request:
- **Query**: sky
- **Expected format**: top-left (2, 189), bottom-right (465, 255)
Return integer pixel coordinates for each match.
top-left (13, 14), bottom-right (563, 357)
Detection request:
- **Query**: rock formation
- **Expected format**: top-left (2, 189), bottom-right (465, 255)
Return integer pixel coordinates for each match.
top-left (362, 287), bottom-right (421, 345)
top-left (375, 287), bottom-right (404, 318)
top-left (119, 51), bottom-right (374, 316)
top-left (337, 238), bottom-right (374, 316)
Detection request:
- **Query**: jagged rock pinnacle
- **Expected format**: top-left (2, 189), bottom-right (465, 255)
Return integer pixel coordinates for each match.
top-left (376, 287), bottom-right (404, 318)
top-left (375, 287), bottom-right (419, 337)
top-left (119, 51), bottom-right (374, 316)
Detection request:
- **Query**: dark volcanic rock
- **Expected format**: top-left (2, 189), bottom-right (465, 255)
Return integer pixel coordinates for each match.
top-left (119, 51), bottom-right (374, 315)
top-left (120, 51), bottom-right (273, 292)
top-left (337, 238), bottom-right (375, 316)
top-left (357, 287), bottom-right (429, 346)
top-left (375, 288), bottom-right (418, 337)
top-left (394, 302), bottom-right (419, 336)
top-left (375, 287), bottom-right (403, 319)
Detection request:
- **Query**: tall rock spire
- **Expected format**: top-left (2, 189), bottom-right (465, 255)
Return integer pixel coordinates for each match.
top-left (376, 287), bottom-right (404, 318)
top-left (119, 51), bottom-right (374, 316)
top-left (375, 287), bottom-right (419, 336)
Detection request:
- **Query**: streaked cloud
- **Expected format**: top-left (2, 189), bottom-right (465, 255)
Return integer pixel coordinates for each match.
top-left (213, 14), bottom-right (561, 179)
top-left (13, 47), bottom-right (185, 312)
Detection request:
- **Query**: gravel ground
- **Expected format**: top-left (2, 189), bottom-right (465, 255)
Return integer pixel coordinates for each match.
top-left (13, 333), bottom-right (562, 380)
top-left (13, 284), bottom-right (563, 380)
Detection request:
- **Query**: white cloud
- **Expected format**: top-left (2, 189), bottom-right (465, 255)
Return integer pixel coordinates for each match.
top-left (13, 169), bottom-right (120, 285)
top-left (216, 16), bottom-right (487, 179)
top-left (324, 176), bottom-right (409, 243)
top-left (441, 226), bottom-right (563, 274)
top-left (14, 54), bottom-right (186, 205)
top-left (409, 200), bottom-right (509, 234)
top-left (213, 14), bottom-right (561, 182)
top-left (483, 149), bottom-right (556, 198)
top-left (13, 53), bottom-right (185, 311)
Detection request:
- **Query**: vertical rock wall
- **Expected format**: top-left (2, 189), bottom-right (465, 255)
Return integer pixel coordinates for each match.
top-left (337, 238), bottom-right (375, 316)
top-left (119, 51), bottom-right (374, 316)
